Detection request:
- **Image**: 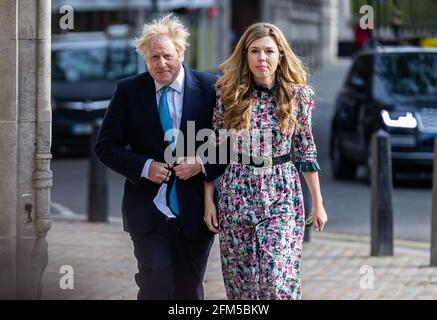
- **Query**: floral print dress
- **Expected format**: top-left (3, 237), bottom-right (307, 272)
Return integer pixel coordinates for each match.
top-left (213, 83), bottom-right (320, 300)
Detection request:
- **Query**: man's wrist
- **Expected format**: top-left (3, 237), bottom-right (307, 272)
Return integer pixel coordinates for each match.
top-left (196, 156), bottom-right (206, 176)
top-left (141, 159), bottom-right (154, 180)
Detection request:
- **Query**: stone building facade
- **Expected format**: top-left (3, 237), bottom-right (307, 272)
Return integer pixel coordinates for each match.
top-left (0, 0), bottom-right (52, 299)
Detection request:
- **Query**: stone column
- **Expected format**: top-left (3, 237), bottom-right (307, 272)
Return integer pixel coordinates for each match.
top-left (0, 0), bottom-right (52, 299)
top-left (337, 0), bottom-right (353, 45)
top-left (320, 0), bottom-right (338, 65)
top-left (213, 0), bottom-right (231, 70)
top-left (0, 0), bottom-right (19, 300)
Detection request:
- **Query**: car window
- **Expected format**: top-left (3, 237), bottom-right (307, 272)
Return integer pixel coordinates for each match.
top-left (346, 55), bottom-right (373, 92)
top-left (374, 53), bottom-right (437, 100)
top-left (52, 45), bottom-right (138, 82)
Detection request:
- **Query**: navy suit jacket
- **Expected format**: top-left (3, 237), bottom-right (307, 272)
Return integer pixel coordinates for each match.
top-left (95, 67), bottom-right (221, 238)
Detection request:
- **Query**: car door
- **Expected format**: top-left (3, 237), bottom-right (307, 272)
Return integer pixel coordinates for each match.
top-left (338, 55), bottom-right (373, 160)
top-left (356, 55), bottom-right (375, 159)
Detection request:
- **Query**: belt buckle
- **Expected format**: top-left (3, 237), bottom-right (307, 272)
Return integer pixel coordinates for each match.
top-left (260, 155), bottom-right (273, 170)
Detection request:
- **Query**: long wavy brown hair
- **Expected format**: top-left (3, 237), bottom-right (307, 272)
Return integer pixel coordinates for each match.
top-left (216, 22), bottom-right (308, 133)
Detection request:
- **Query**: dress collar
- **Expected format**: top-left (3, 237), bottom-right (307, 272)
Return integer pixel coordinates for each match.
top-left (253, 81), bottom-right (279, 94)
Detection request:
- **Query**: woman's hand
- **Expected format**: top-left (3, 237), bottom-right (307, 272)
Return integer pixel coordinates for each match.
top-left (311, 204), bottom-right (328, 232)
top-left (204, 199), bottom-right (219, 234)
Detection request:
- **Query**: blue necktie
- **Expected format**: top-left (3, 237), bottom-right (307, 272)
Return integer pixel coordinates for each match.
top-left (158, 86), bottom-right (180, 216)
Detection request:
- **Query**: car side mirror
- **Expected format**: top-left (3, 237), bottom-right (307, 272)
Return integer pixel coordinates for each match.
top-left (350, 76), bottom-right (366, 90)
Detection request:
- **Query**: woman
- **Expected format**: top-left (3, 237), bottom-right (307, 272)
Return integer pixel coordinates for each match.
top-left (203, 22), bottom-right (328, 300)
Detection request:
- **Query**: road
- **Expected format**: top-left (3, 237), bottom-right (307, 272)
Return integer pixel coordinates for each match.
top-left (51, 59), bottom-right (434, 242)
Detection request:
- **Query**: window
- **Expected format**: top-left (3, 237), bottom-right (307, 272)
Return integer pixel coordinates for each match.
top-left (52, 44), bottom-right (137, 82)
top-left (346, 55), bottom-right (373, 93)
top-left (374, 52), bottom-right (437, 100)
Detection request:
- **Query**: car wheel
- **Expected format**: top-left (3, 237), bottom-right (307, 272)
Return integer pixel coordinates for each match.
top-left (332, 134), bottom-right (357, 180)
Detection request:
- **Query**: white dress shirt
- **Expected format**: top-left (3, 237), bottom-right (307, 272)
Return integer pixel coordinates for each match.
top-left (140, 67), bottom-right (207, 217)
top-left (140, 67), bottom-right (185, 218)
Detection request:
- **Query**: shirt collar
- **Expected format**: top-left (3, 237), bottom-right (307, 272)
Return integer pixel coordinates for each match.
top-left (154, 66), bottom-right (185, 94)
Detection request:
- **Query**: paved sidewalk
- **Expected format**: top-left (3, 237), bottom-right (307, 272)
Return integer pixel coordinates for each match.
top-left (41, 218), bottom-right (437, 300)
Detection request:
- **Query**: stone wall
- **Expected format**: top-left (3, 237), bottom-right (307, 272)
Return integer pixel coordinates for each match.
top-left (260, 0), bottom-right (338, 70)
top-left (0, 0), bottom-right (52, 299)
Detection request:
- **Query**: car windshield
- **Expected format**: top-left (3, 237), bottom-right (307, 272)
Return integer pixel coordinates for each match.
top-left (52, 45), bottom-right (138, 82)
top-left (374, 52), bottom-right (437, 100)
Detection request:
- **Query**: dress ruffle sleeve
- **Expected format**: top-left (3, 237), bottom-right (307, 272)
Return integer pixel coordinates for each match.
top-left (292, 85), bottom-right (321, 172)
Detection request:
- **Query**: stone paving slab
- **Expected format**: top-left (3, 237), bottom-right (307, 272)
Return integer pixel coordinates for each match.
top-left (41, 219), bottom-right (437, 300)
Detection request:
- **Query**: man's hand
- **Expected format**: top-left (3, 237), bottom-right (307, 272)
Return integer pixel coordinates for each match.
top-left (148, 161), bottom-right (173, 184)
top-left (174, 157), bottom-right (202, 180)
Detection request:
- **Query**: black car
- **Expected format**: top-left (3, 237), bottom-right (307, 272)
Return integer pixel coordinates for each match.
top-left (330, 46), bottom-right (437, 180)
top-left (51, 31), bottom-right (145, 155)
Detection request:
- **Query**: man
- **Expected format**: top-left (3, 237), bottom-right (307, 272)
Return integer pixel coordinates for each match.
top-left (95, 14), bottom-right (219, 299)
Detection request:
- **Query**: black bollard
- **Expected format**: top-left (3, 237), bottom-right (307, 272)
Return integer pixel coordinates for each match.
top-left (370, 129), bottom-right (393, 256)
top-left (431, 138), bottom-right (437, 266)
top-left (88, 122), bottom-right (108, 223)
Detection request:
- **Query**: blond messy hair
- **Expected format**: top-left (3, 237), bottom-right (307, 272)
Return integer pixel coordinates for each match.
top-left (134, 13), bottom-right (190, 57)
top-left (216, 22), bottom-right (308, 133)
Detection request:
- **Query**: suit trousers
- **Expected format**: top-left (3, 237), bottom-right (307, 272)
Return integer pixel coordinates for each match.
top-left (130, 216), bottom-right (214, 300)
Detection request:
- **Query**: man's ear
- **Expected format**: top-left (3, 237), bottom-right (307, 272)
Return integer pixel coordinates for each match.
top-left (179, 51), bottom-right (185, 63)
top-left (143, 56), bottom-right (149, 68)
